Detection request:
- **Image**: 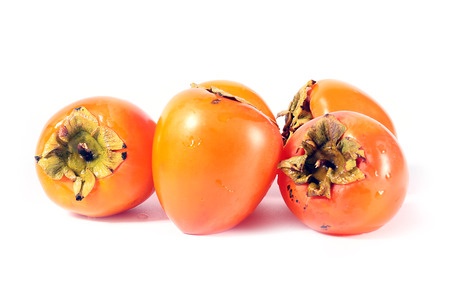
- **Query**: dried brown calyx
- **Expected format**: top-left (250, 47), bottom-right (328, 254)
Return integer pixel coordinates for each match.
top-left (278, 114), bottom-right (366, 199)
top-left (278, 79), bottom-right (316, 144)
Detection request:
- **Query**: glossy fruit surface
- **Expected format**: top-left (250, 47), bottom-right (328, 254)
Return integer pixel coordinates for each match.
top-left (153, 86), bottom-right (282, 234)
top-left (277, 111), bottom-right (408, 235)
top-left (195, 79), bottom-right (276, 122)
top-left (35, 96), bottom-right (156, 217)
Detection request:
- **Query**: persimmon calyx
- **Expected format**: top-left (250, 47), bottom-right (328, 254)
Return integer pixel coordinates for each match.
top-left (278, 114), bottom-right (366, 199)
top-left (278, 79), bottom-right (316, 144)
top-left (35, 106), bottom-right (127, 201)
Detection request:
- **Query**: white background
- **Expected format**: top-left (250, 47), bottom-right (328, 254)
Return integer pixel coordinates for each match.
top-left (1, 1), bottom-right (448, 299)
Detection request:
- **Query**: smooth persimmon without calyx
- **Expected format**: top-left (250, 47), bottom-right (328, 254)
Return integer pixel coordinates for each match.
top-left (153, 82), bottom-right (283, 235)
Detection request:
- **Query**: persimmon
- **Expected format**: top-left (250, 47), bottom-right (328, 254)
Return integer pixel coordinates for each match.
top-left (35, 96), bottom-right (156, 217)
top-left (279, 79), bottom-right (396, 143)
top-left (153, 83), bottom-right (282, 234)
top-left (277, 111), bottom-right (408, 235)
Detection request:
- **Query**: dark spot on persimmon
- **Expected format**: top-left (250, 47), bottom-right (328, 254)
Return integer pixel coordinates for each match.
top-left (286, 185), bottom-right (295, 199)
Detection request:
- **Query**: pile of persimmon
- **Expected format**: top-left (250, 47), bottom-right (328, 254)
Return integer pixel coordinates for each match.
top-left (35, 78), bottom-right (408, 236)
top-left (277, 79), bottom-right (408, 235)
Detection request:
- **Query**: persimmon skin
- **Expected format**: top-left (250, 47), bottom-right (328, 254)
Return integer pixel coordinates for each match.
top-left (196, 79), bottom-right (276, 122)
top-left (309, 79), bottom-right (397, 136)
top-left (35, 96), bottom-right (156, 217)
top-left (277, 111), bottom-right (408, 235)
top-left (153, 87), bottom-right (283, 235)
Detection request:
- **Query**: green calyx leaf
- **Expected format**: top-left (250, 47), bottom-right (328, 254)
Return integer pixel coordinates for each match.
top-left (35, 106), bottom-right (127, 200)
top-left (278, 114), bottom-right (366, 199)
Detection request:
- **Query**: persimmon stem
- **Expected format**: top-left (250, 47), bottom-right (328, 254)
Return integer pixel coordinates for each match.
top-left (77, 142), bottom-right (95, 162)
